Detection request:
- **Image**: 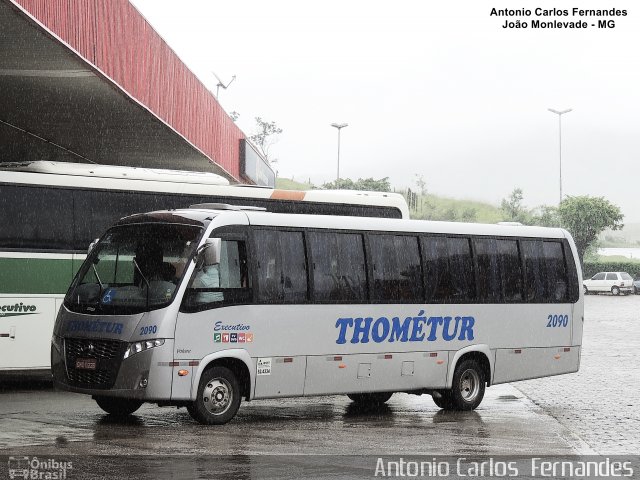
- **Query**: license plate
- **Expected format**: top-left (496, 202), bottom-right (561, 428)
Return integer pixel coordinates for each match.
top-left (75, 358), bottom-right (97, 370)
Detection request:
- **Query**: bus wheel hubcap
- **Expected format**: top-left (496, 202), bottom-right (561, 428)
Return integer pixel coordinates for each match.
top-left (203, 379), bottom-right (232, 415)
top-left (459, 369), bottom-right (480, 402)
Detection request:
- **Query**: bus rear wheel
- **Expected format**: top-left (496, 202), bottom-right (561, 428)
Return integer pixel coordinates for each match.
top-left (189, 366), bottom-right (241, 425)
top-left (449, 359), bottom-right (485, 410)
top-left (94, 396), bottom-right (143, 416)
top-left (347, 392), bottom-right (393, 406)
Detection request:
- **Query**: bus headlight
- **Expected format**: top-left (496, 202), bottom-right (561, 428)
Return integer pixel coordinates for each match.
top-left (124, 339), bottom-right (165, 359)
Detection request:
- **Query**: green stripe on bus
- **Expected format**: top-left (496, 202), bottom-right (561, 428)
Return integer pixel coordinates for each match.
top-left (0, 257), bottom-right (81, 294)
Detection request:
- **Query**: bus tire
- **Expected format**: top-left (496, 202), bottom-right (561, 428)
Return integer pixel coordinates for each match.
top-left (189, 366), bottom-right (241, 425)
top-left (347, 392), bottom-right (393, 406)
top-left (94, 396), bottom-right (143, 416)
top-left (449, 359), bottom-right (485, 410)
top-left (431, 390), bottom-right (455, 410)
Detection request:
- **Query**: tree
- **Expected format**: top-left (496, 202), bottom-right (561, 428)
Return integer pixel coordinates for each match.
top-left (321, 177), bottom-right (391, 192)
top-left (500, 188), bottom-right (531, 224)
top-left (248, 117), bottom-right (282, 164)
top-left (441, 206), bottom-right (458, 221)
top-left (557, 196), bottom-right (624, 264)
top-left (414, 174), bottom-right (427, 195)
top-left (229, 111), bottom-right (240, 122)
top-left (531, 205), bottom-right (560, 227)
top-left (461, 207), bottom-right (477, 222)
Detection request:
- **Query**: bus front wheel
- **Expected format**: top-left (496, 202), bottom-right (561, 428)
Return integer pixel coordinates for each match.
top-left (94, 396), bottom-right (143, 416)
top-left (189, 366), bottom-right (241, 425)
top-left (347, 392), bottom-right (393, 406)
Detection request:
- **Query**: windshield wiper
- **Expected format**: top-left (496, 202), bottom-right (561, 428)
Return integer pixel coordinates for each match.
top-left (132, 258), bottom-right (150, 311)
top-left (92, 264), bottom-right (105, 305)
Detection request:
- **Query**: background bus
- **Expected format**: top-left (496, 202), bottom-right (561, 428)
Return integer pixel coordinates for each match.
top-left (0, 161), bottom-right (409, 373)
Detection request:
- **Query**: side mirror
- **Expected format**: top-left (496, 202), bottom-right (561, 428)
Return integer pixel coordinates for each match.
top-left (200, 238), bottom-right (221, 266)
top-left (88, 238), bottom-right (99, 254)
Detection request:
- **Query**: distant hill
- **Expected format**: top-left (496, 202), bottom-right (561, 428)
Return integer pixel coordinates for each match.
top-left (600, 223), bottom-right (640, 247)
top-left (410, 194), bottom-right (503, 224)
top-left (275, 178), bottom-right (314, 191)
top-left (274, 178), bottom-right (503, 223)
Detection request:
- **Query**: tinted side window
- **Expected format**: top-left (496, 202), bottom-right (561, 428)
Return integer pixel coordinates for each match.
top-left (369, 234), bottom-right (423, 302)
top-left (73, 190), bottom-right (156, 249)
top-left (254, 230), bottom-right (308, 303)
top-left (0, 185), bottom-right (74, 250)
top-left (448, 237), bottom-right (475, 302)
top-left (522, 240), bottom-right (546, 302)
top-left (605, 273), bottom-right (617, 281)
top-left (308, 232), bottom-right (367, 302)
top-left (422, 236), bottom-right (475, 303)
top-left (592, 273), bottom-right (606, 280)
top-left (496, 239), bottom-right (523, 302)
top-left (562, 240), bottom-right (580, 303)
top-left (182, 240), bottom-right (251, 311)
top-left (474, 238), bottom-right (502, 302)
top-left (422, 237), bottom-right (449, 302)
top-left (522, 240), bottom-right (570, 302)
top-left (543, 242), bottom-right (569, 302)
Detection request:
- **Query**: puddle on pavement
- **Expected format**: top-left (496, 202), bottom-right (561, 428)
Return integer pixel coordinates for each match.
top-left (497, 395), bottom-right (520, 401)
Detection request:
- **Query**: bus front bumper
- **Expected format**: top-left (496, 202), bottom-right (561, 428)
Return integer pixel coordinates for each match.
top-left (51, 335), bottom-right (173, 401)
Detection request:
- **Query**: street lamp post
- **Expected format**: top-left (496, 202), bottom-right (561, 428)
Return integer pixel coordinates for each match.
top-left (548, 108), bottom-right (572, 205)
top-left (331, 123), bottom-right (348, 181)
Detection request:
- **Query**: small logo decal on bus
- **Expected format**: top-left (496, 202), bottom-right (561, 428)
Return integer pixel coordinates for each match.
top-left (257, 358), bottom-right (272, 375)
top-left (214, 322), bottom-right (253, 343)
top-left (101, 289), bottom-right (115, 304)
top-left (335, 312), bottom-right (475, 345)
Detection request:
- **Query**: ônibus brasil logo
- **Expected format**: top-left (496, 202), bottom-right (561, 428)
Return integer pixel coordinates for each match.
top-left (0, 302), bottom-right (37, 318)
top-left (8, 456), bottom-right (73, 479)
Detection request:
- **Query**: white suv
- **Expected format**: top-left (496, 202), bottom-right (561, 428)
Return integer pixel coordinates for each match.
top-left (583, 272), bottom-right (634, 295)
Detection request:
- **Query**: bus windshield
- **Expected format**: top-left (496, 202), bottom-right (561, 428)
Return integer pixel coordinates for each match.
top-left (65, 223), bottom-right (203, 314)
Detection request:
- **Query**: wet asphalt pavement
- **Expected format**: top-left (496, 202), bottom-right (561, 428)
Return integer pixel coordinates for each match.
top-left (0, 384), bottom-right (584, 457)
top-left (0, 295), bottom-right (637, 478)
top-left (516, 294), bottom-right (640, 455)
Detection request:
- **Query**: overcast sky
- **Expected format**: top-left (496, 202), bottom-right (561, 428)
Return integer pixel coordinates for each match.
top-left (131, 0), bottom-right (640, 221)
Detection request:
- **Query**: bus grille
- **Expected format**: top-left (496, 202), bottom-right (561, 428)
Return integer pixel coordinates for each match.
top-left (66, 368), bottom-right (114, 386)
top-left (64, 338), bottom-right (126, 389)
top-left (65, 338), bottom-right (122, 360)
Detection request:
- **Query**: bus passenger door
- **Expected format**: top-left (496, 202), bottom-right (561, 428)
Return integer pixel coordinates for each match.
top-left (173, 232), bottom-right (253, 400)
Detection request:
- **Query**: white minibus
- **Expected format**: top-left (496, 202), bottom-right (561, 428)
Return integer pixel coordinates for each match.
top-left (51, 204), bottom-right (583, 424)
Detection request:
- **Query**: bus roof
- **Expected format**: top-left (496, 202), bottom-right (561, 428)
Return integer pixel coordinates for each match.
top-left (0, 161), bottom-right (231, 185)
top-left (0, 161), bottom-right (410, 218)
top-left (130, 207), bottom-right (567, 240)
